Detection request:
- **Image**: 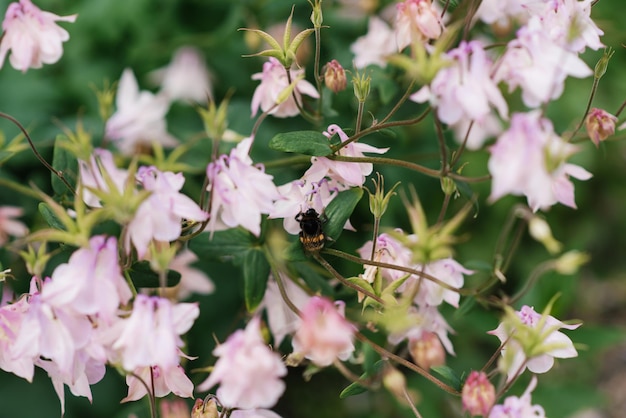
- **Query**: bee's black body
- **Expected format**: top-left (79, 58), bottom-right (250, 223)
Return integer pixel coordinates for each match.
top-left (295, 208), bottom-right (326, 252)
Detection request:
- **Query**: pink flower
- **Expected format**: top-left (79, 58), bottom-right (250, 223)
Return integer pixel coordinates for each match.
top-left (42, 235), bottom-right (132, 322)
top-left (262, 275), bottom-right (311, 346)
top-left (292, 296), bottom-right (356, 367)
top-left (539, 0), bottom-right (604, 53)
top-left (489, 305), bottom-right (580, 382)
top-left (112, 295), bottom-right (199, 371)
top-left (493, 17), bottom-right (592, 108)
top-left (269, 178), bottom-right (337, 235)
top-left (251, 57), bottom-right (319, 118)
top-left (488, 376), bottom-right (546, 418)
top-left (0, 206), bottom-right (28, 245)
top-left (462, 371), bottom-right (496, 417)
top-left (489, 111), bottom-right (592, 212)
top-left (168, 249), bottom-right (214, 300)
top-left (206, 136), bottom-right (280, 236)
top-left (395, 0), bottom-right (443, 50)
top-left (350, 16), bottom-right (396, 68)
top-left (474, 0), bottom-right (546, 26)
top-left (410, 41), bottom-right (508, 126)
top-left (0, 0), bottom-right (76, 72)
top-left (197, 317), bottom-right (287, 410)
top-left (408, 331), bottom-right (446, 370)
top-left (450, 114), bottom-right (502, 151)
top-left (388, 305), bottom-right (456, 355)
top-left (150, 46), bottom-right (213, 103)
top-left (126, 166), bottom-right (208, 258)
top-left (356, 233), bottom-right (413, 283)
top-left (122, 364), bottom-right (194, 402)
top-left (304, 124), bottom-right (388, 188)
top-left (586, 107), bottom-right (617, 147)
top-left (230, 410), bottom-right (283, 418)
top-left (78, 148), bottom-right (130, 208)
top-left (0, 295), bottom-right (33, 380)
top-left (105, 68), bottom-right (178, 155)
top-left (413, 258), bottom-right (472, 308)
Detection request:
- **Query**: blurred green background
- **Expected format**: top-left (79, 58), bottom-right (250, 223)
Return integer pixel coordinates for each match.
top-left (1, 0), bottom-right (626, 417)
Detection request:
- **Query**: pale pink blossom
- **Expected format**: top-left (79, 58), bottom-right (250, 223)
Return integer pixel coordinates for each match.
top-left (538, 0), bottom-right (603, 53)
top-left (251, 57), bottom-right (319, 118)
top-left (474, 0), bottom-right (546, 26)
top-left (488, 376), bottom-right (546, 418)
top-left (168, 249), bottom-right (214, 300)
top-left (112, 295), bottom-right (199, 371)
top-left (269, 178), bottom-right (337, 235)
top-left (489, 305), bottom-right (580, 382)
top-left (0, 295), bottom-right (33, 380)
top-left (411, 41), bottom-right (508, 127)
top-left (292, 296), bottom-right (356, 367)
top-left (493, 16), bottom-right (592, 108)
top-left (395, 0), bottom-right (443, 50)
top-left (350, 16), bottom-right (397, 68)
top-left (489, 111), bottom-right (592, 212)
top-left (412, 258), bottom-right (472, 308)
top-left (126, 166), bottom-right (208, 258)
top-left (0, 206), bottom-right (28, 245)
top-left (206, 136), bottom-right (280, 236)
top-left (150, 46), bottom-right (213, 103)
top-left (0, 0), bottom-right (76, 72)
top-left (197, 316), bottom-right (287, 410)
top-left (78, 148), bottom-right (130, 208)
top-left (388, 305), bottom-right (456, 355)
top-left (304, 124), bottom-right (388, 189)
top-left (356, 233), bottom-right (413, 283)
top-left (230, 410), bottom-right (283, 418)
top-left (262, 275), bottom-right (311, 346)
top-left (122, 364), bottom-right (194, 402)
top-left (407, 331), bottom-right (446, 370)
top-left (450, 113), bottom-right (503, 150)
top-left (106, 68), bottom-right (178, 155)
top-left (42, 235), bottom-right (132, 322)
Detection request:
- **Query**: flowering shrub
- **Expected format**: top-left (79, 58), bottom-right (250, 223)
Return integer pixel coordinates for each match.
top-left (0, 0), bottom-right (624, 417)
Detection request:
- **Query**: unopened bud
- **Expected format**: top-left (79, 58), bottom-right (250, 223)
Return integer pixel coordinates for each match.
top-left (408, 332), bottom-right (445, 370)
top-left (324, 60), bottom-right (347, 94)
top-left (161, 398), bottom-right (190, 418)
top-left (594, 47), bottom-right (614, 80)
top-left (586, 107), bottom-right (617, 147)
top-left (440, 176), bottom-right (456, 196)
top-left (462, 371), bottom-right (496, 417)
top-left (528, 216), bottom-right (562, 254)
top-left (351, 69), bottom-right (371, 103)
top-left (554, 250), bottom-right (590, 275)
top-left (192, 398), bottom-right (219, 418)
top-left (309, 0), bottom-right (323, 27)
top-left (383, 365), bottom-right (408, 401)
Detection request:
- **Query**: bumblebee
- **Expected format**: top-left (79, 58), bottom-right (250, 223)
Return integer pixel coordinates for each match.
top-left (295, 208), bottom-right (326, 252)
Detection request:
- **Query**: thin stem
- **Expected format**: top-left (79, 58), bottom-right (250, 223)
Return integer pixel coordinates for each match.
top-left (434, 116), bottom-right (449, 175)
top-left (356, 332), bottom-right (460, 395)
top-left (355, 100), bottom-right (365, 134)
top-left (286, 68), bottom-right (319, 124)
top-left (436, 193), bottom-right (451, 226)
top-left (615, 97), bottom-right (626, 118)
top-left (566, 76), bottom-right (600, 142)
top-left (128, 370), bottom-right (157, 418)
top-left (450, 120), bottom-right (474, 169)
top-left (509, 261), bottom-right (555, 305)
top-left (313, 25), bottom-right (324, 118)
top-left (0, 111), bottom-right (76, 195)
top-left (403, 385), bottom-right (423, 418)
top-left (312, 253), bottom-right (386, 305)
top-left (379, 79), bottom-right (416, 125)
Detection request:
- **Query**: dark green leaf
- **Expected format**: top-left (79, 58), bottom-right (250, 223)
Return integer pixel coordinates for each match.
top-left (188, 229), bottom-right (257, 265)
top-left (431, 365), bottom-right (462, 392)
top-left (294, 262), bottom-right (334, 295)
top-left (454, 297), bottom-right (476, 320)
top-left (127, 261), bottom-right (181, 288)
top-left (324, 187), bottom-right (364, 242)
top-left (269, 131), bottom-right (333, 156)
top-left (38, 202), bottom-right (67, 230)
top-left (243, 249), bottom-right (270, 312)
top-left (339, 360), bottom-right (385, 398)
top-left (51, 135), bottom-right (77, 196)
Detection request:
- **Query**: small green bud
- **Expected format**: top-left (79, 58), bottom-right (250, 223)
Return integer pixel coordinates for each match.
top-left (309, 0), bottom-right (323, 28)
top-left (366, 173), bottom-right (400, 220)
top-left (554, 250), bottom-right (590, 275)
top-left (351, 69), bottom-right (371, 103)
top-left (528, 216), bottom-right (562, 254)
top-left (440, 176), bottom-right (457, 196)
top-left (594, 47), bottom-right (614, 80)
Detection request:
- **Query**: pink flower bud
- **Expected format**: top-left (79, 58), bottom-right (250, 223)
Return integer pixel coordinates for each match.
top-left (408, 332), bottom-right (446, 370)
top-left (324, 60), bottom-right (347, 93)
top-left (462, 371), bottom-right (496, 417)
top-left (586, 107), bottom-right (617, 147)
top-left (192, 398), bottom-right (219, 418)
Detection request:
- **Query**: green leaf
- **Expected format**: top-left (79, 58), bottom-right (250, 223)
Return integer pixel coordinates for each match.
top-left (294, 262), bottom-right (334, 295)
top-left (339, 360), bottom-right (385, 398)
top-left (324, 187), bottom-right (364, 242)
top-left (431, 365), bottom-right (462, 392)
top-left (127, 261), bottom-right (181, 288)
top-left (454, 296), bottom-right (476, 320)
top-left (269, 131), bottom-right (332, 156)
top-left (453, 179), bottom-right (479, 215)
top-left (188, 229), bottom-right (257, 265)
top-left (38, 202), bottom-right (67, 230)
top-left (51, 135), bottom-right (77, 196)
top-left (243, 249), bottom-right (270, 312)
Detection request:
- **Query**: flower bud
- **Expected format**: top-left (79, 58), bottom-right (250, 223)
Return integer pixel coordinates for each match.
top-left (528, 216), bottom-right (562, 254)
top-left (594, 47), bottom-right (614, 80)
top-left (309, 0), bottom-right (323, 27)
top-left (161, 398), bottom-right (190, 418)
top-left (440, 176), bottom-right (457, 196)
top-left (554, 250), bottom-right (590, 275)
top-left (324, 60), bottom-right (347, 94)
top-left (586, 107), bottom-right (617, 147)
top-left (462, 371), bottom-right (496, 417)
top-left (192, 398), bottom-right (219, 418)
top-left (351, 69), bottom-right (371, 103)
top-left (408, 332), bottom-right (445, 370)
top-left (383, 365), bottom-right (408, 402)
